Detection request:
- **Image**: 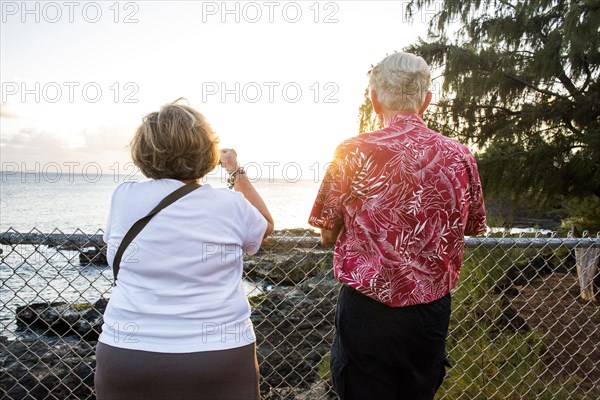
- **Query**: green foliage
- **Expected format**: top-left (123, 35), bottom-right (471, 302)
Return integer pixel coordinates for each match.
top-left (357, 88), bottom-right (382, 133)
top-left (248, 293), bottom-right (266, 307)
top-left (485, 211), bottom-right (506, 229)
top-left (72, 302), bottom-right (92, 311)
top-left (435, 246), bottom-right (588, 399)
top-left (316, 353), bottom-right (331, 380)
top-left (560, 194), bottom-right (600, 233)
top-left (315, 254), bottom-right (334, 273)
top-left (359, 0), bottom-right (600, 213)
top-left (312, 244), bottom-right (591, 397)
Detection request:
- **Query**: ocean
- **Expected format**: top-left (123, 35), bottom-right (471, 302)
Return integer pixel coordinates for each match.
top-left (0, 172), bottom-right (322, 337)
top-left (0, 171), bottom-right (551, 337)
top-left (0, 171), bottom-right (322, 233)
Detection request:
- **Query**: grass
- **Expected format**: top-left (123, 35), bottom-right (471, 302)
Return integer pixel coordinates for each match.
top-left (72, 302), bottom-right (93, 311)
top-left (435, 246), bottom-right (590, 399)
top-left (303, 237), bottom-right (592, 399)
top-left (248, 293), bottom-right (267, 307)
top-left (316, 353), bottom-right (331, 381)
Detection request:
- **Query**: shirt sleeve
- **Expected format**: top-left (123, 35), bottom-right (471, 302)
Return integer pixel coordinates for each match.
top-left (464, 157), bottom-right (488, 236)
top-left (103, 209), bottom-right (112, 244)
top-left (237, 194), bottom-right (268, 255)
top-left (308, 144), bottom-right (346, 231)
top-left (103, 183), bottom-right (122, 244)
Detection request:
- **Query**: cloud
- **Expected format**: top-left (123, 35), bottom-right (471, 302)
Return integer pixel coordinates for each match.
top-left (0, 125), bottom-right (131, 171)
top-left (0, 103), bottom-right (19, 119)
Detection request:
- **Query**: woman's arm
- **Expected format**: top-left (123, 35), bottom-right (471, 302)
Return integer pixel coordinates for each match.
top-left (232, 171), bottom-right (275, 237)
top-left (220, 149), bottom-right (275, 237)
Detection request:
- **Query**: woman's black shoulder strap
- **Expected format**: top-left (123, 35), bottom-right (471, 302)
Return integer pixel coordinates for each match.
top-left (111, 182), bottom-right (201, 284)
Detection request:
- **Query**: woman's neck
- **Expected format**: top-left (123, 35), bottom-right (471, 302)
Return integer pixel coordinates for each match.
top-left (178, 178), bottom-right (200, 184)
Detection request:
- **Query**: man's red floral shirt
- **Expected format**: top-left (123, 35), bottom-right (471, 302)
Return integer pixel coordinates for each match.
top-left (309, 113), bottom-right (487, 307)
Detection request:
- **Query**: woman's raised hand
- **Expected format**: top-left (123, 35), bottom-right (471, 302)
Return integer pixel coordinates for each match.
top-left (219, 148), bottom-right (239, 173)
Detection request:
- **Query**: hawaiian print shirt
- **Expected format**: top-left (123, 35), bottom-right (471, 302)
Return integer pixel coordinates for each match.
top-left (309, 113), bottom-right (487, 307)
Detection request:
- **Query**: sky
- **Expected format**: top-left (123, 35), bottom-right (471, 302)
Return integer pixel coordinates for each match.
top-left (0, 0), bottom-right (437, 181)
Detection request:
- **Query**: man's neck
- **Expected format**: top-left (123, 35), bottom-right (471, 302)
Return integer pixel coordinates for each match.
top-left (382, 110), bottom-right (417, 126)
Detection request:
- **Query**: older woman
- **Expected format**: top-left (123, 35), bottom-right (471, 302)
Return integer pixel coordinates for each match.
top-left (309, 52), bottom-right (487, 399)
top-left (95, 99), bottom-right (273, 399)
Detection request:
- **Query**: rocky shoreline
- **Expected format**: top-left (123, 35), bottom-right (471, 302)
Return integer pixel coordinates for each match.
top-left (3, 228), bottom-right (590, 399)
top-left (0, 229), bottom-right (338, 399)
top-left (1, 276), bottom-right (338, 399)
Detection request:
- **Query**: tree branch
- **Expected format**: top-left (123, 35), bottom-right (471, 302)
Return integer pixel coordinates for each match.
top-left (578, 59), bottom-right (593, 94)
top-left (465, 104), bottom-right (521, 116)
top-left (497, 0), bottom-right (516, 11)
top-left (503, 73), bottom-right (568, 99)
top-left (556, 69), bottom-right (581, 99)
top-left (477, 151), bottom-right (529, 166)
top-left (563, 117), bottom-right (582, 136)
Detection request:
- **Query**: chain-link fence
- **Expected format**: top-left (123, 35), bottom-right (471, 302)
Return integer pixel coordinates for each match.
top-left (1, 228), bottom-right (599, 399)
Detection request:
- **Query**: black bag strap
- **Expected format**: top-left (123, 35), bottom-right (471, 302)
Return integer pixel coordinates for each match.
top-left (112, 182), bottom-right (201, 283)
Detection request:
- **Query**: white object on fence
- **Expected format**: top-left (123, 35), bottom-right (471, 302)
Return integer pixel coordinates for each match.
top-left (574, 230), bottom-right (598, 302)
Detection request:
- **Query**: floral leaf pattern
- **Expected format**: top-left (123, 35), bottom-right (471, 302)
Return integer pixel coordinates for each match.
top-left (309, 113), bottom-right (487, 306)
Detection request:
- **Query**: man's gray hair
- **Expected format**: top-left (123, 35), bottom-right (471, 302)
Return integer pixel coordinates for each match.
top-left (369, 52), bottom-right (431, 113)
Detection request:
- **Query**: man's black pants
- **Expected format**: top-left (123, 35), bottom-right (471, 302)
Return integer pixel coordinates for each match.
top-left (331, 285), bottom-right (451, 400)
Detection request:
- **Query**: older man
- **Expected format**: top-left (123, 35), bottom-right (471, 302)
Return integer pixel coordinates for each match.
top-left (309, 52), bottom-right (487, 399)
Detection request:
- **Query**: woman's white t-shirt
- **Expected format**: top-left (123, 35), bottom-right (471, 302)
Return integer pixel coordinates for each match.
top-left (98, 179), bottom-right (268, 353)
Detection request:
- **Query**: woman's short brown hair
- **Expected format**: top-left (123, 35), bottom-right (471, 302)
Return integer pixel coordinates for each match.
top-left (130, 99), bottom-right (219, 180)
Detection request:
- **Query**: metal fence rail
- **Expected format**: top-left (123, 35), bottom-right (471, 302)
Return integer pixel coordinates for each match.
top-left (1, 228), bottom-right (599, 399)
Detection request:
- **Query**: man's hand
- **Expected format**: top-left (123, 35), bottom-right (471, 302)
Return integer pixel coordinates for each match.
top-left (320, 226), bottom-right (342, 247)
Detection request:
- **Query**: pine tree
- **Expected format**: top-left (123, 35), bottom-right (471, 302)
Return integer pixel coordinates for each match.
top-left (360, 0), bottom-right (599, 213)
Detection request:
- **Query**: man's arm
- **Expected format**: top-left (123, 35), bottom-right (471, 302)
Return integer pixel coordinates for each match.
top-left (309, 144), bottom-right (346, 243)
top-left (320, 225), bottom-right (342, 247)
top-left (464, 157), bottom-right (488, 236)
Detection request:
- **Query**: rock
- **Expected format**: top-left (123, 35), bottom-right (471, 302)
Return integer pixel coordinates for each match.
top-left (252, 273), bottom-right (338, 395)
top-left (0, 336), bottom-right (96, 400)
top-left (295, 380), bottom-right (336, 399)
top-left (272, 228), bottom-right (320, 237)
top-left (495, 254), bottom-right (555, 293)
top-left (16, 298), bottom-right (108, 341)
top-left (260, 231), bottom-right (322, 252)
top-left (79, 247), bottom-right (107, 266)
top-left (6, 260), bottom-right (337, 398)
top-left (245, 249), bottom-right (333, 285)
top-left (497, 304), bottom-right (530, 333)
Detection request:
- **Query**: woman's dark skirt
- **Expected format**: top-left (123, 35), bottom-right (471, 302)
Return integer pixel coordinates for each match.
top-left (95, 342), bottom-right (260, 400)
